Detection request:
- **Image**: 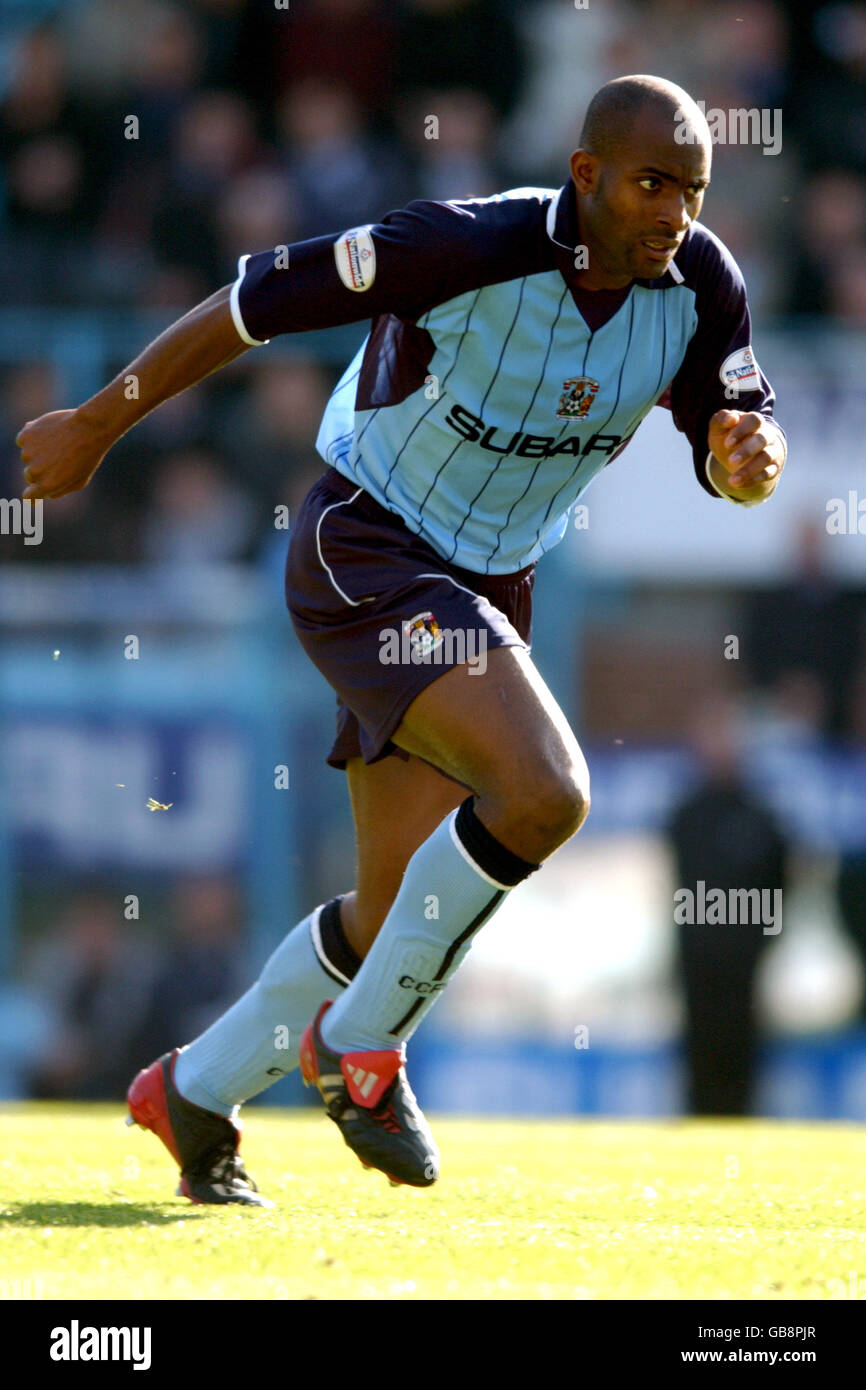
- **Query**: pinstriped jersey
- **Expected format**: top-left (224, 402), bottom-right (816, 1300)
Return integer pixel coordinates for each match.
top-left (231, 181), bottom-right (782, 574)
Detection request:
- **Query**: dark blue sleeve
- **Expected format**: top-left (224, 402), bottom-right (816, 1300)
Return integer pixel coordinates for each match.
top-left (662, 225), bottom-right (785, 498)
top-left (231, 194), bottom-right (554, 344)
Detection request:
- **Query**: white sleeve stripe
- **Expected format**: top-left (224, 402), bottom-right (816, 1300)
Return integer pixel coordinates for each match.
top-left (230, 254), bottom-right (269, 347)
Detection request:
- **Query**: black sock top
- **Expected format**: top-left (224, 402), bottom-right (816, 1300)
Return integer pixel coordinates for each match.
top-left (319, 896), bottom-right (362, 982)
top-left (454, 797), bottom-right (539, 888)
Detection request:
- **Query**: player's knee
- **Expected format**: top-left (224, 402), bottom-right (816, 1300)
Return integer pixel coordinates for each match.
top-left (522, 763), bottom-right (590, 851)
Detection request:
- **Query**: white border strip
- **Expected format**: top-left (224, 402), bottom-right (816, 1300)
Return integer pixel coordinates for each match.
top-left (230, 254), bottom-right (270, 346)
top-left (315, 490), bottom-right (375, 606)
top-left (414, 572), bottom-right (527, 646)
top-left (309, 904), bottom-right (353, 987)
top-left (414, 571), bottom-right (488, 600)
top-left (448, 810), bottom-right (514, 892)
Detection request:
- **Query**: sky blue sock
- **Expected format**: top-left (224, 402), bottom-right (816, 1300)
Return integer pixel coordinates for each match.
top-left (322, 799), bottom-right (538, 1054)
top-left (174, 900), bottom-right (356, 1114)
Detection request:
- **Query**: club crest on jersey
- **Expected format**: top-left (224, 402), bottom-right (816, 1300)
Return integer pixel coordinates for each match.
top-left (556, 376), bottom-right (599, 420)
top-left (403, 611), bottom-right (443, 656)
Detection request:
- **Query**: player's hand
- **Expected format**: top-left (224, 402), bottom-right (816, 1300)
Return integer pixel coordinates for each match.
top-left (16, 408), bottom-right (110, 500)
top-left (707, 409), bottom-right (786, 492)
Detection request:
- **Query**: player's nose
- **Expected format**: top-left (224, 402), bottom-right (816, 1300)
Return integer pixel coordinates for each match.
top-left (655, 193), bottom-right (691, 233)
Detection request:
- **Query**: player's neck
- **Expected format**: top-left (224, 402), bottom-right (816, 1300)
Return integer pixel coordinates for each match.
top-left (571, 193), bottom-right (634, 291)
top-left (573, 236), bottom-right (634, 292)
top-left (573, 227), bottom-right (633, 291)
top-left (573, 267), bottom-right (634, 292)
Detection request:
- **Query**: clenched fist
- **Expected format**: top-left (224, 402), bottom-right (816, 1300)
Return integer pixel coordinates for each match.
top-left (17, 408), bottom-right (110, 500)
top-left (707, 408), bottom-right (786, 500)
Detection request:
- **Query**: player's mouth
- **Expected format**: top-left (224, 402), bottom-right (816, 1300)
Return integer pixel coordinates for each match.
top-left (640, 239), bottom-right (679, 262)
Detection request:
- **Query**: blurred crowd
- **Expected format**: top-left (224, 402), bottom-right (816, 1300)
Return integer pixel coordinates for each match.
top-left (3, 875), bottom-right (249, 1101)
top-left (0, 0), bottom-right (865, 562)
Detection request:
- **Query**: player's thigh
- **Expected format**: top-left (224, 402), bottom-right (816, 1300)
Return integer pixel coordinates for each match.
top-left (343, 751), bottom-right (468, 954)
top-left (392, 644), bottom-right (590, 857)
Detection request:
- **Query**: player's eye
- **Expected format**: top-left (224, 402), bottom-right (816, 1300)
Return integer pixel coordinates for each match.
top-left (638, 178), bottom-right (660, 191)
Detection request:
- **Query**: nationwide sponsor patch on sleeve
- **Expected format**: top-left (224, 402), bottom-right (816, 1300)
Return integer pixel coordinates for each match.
top-left (719, 345), bottom-right (761, 395)
top-left (333, 225), bottom-right (376, 292)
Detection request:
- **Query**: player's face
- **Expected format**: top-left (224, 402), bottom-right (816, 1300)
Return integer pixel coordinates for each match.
top-left (571, 112), bottom-right (710, 287)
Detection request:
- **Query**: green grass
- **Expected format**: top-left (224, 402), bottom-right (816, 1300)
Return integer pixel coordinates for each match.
top-left (1, 1104), bottom-right (865, 1300)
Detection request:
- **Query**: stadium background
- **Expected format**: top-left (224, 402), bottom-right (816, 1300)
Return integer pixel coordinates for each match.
top-left (1, 0), bottom-right (865, 1120)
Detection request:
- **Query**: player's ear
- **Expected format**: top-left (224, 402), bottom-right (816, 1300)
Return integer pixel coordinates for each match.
top-left (570, 149), bottom-right (598, 194)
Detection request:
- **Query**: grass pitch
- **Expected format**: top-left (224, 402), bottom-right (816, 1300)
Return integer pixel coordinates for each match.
top-left (1, 1103), bottom-right (865, 1300)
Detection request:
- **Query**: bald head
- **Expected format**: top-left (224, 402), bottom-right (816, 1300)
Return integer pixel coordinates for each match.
top-left (568, 75), bottom-right (711, 289)
top-left (579, 75), bottom-right (710, 164)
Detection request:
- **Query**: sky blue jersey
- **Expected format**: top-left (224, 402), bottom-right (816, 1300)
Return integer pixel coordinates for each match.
top-left (231, 181), bottom-right (783, 574)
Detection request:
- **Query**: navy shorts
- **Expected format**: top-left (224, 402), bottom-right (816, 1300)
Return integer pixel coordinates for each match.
top-left (285, 467), bottom-right (535, 769)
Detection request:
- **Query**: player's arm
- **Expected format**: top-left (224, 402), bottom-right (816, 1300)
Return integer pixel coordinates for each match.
top-left (226, 196), bottom-right (542, 345)
top-left (18, 284), bottom-right (249, 499)
top-left (665, 231), bottom-right (786, 509)
top-left (19, 196), bottom-right (538, 501)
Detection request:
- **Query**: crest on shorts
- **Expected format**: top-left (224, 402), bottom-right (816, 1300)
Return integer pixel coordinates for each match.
top-left (403, 611), bottom-right (444, 656)
top-left (556, 376), bottom-right (599, 420)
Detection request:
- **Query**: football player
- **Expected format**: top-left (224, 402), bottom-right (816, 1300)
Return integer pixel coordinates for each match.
top-left (18, 75), bottom-right (785, 1201)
